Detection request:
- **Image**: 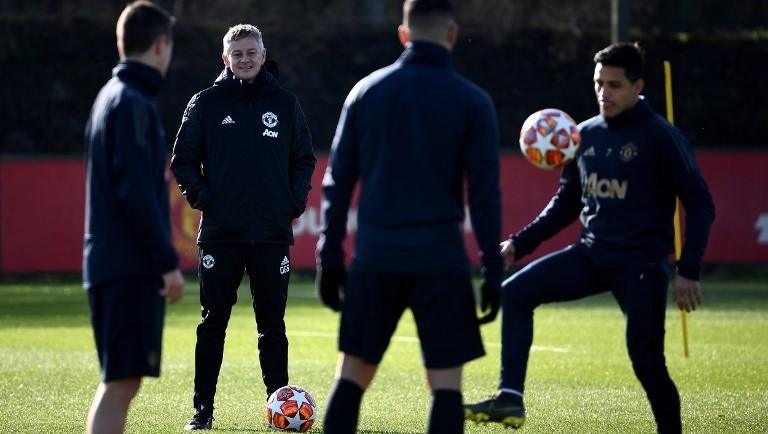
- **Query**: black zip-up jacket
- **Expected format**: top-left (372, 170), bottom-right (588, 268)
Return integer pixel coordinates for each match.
top-left (171, 66), bottom-right (316, 245)
top-left (318, 41), bottom-right (503, 287)
top-left (83, 61), bottom-right (179, 288)
top-left (512, 99), bottom-right (715, 280)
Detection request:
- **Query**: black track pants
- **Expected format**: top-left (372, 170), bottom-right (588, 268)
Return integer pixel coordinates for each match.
top-left (192, 243), bottom-right (290, 409)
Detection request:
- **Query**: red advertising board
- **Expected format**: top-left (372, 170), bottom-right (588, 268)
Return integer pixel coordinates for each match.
top-left (0, 161), bottom-right (85, 272)
top-left (1, 152), bottom-right (767, 273)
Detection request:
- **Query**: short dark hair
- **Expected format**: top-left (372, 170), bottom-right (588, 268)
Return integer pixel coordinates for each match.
top-left (223, 24), bottom-right (265, 52)
top-left (593, 42), bottom-right (645, 82)
top-left (116, 1), bottom-right (174, 57)
top-left (403, 0), bottom-right (455, 30)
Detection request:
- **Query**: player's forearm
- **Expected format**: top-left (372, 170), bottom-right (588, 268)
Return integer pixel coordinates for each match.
top-left (678, 202), bottom-right (715, 280)
top-left (677, 170), bottom-right (715, 280)
top-left (318, 183), bottom-right (354, 268)
top-left (512, 185), bottom-right (581, 259)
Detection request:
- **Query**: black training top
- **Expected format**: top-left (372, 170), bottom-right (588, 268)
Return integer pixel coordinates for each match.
top-left (512, 98), bottom-right (715, 280)
top-left (318, 41), bottom-right (504, 287)
top-left (171, 67), bottom-right (316, 245)
top-left (83, 61), bottom-right (179, 288)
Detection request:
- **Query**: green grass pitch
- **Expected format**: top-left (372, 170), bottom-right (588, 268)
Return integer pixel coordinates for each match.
top-left (1, 275), bottom-right (766, 433)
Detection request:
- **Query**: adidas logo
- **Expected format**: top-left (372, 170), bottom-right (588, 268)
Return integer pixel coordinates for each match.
top-left (279, 256), bottom-right (290, 275)
top-left (221, 115), bottom-right (235, 125)
top-left (583, 146), bottom-right (596, 157)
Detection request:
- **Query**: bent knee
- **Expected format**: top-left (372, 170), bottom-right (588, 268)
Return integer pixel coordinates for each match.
top-left (501, 279), bottom-right (538, 309)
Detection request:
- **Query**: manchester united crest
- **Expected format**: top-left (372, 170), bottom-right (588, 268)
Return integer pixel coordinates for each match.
top-left (620, 143), bottom-right (638, 162)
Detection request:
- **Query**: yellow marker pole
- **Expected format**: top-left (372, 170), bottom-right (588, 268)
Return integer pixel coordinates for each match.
top-left (664, 60), bottom-right (689, 358)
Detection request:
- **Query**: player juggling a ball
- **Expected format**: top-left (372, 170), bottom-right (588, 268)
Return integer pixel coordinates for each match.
top-left (465, 42), bottom-right (715, 434)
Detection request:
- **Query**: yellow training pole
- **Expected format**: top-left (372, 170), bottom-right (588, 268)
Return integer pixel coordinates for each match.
top-left (664, 60), bottom-right (689, 358)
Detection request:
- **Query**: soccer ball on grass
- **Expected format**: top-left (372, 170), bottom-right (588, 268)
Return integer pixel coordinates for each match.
top-left (266, 385), bottom-right (317, 432)
top-left (519, 108), bottom-right (580, 170)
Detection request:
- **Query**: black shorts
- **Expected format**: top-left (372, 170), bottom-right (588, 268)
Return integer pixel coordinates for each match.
top-left (338, 266), bottom-right (485, 369)
top-left (87, 276), bottom-right (165, 382)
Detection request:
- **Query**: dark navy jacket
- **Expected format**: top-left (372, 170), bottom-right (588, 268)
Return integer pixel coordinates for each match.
top-left (318, 41), bottom-right (503, 286)
top-left (512, 98), bottom-right (715, 279)
top-left (83, 61), bottom-right (179, 288)
top-left (171, 67), bottom-right (316, 245)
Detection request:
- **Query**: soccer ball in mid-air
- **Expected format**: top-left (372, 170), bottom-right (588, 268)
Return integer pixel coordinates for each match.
top-left (519, 108), bottom-right (581, 170)
top-left (266, 385), bottom-right (317, 432)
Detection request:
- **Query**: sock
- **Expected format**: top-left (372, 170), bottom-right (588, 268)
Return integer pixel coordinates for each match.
top-left (499, 388), bottom-right (524, 399)
top-left (427, 389), bottom-right (464, 434)
top-left (323, 378), bottom-right (363, 434)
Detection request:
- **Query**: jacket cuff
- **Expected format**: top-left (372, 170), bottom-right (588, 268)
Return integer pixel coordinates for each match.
top-left (676, 260), bottom-right (701, 281)
top-left (292, 197), bottom-right (306, 218)
top-left (510, 235), bottom-right (529, 261)
top-left (151, 244), bottom-right (180, 276)
top-left (317, 236), bottom-right (344, 269)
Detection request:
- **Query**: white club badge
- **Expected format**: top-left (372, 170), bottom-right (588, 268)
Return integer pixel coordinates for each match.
top-left (202, 254), bottom-right (215, 269)
top-left (262, 112), bottom-right (278, 128)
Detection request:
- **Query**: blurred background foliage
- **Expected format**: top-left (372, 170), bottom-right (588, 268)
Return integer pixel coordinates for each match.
top-left (1, 0), bottom-right (766, 154)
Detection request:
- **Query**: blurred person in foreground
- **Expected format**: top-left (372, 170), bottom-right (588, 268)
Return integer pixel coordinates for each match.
top-left (315, 1), bottom-right (503, 433)
top-left (83, 1), bottom-right (184, 433)
top-left (464, 42), bottom-right (715, 434)
top-left (171, 23), bottom-right (316, 431)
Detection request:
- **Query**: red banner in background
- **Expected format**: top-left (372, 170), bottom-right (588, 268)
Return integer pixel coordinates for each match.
top-left (2, 152), bottom-right (767, 273)
top-left (0, 161), bottom-right (85, 273)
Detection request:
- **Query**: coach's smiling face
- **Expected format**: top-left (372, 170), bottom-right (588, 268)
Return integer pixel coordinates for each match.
top-left (222, 36), bottom-right (265, 83)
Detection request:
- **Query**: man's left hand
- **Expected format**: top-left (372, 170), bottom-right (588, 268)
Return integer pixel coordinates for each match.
top-left (675, 274), bottom-right (702, 312)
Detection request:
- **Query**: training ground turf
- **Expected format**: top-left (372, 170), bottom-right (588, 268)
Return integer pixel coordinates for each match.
top-left (1, 274), bottom-right (766, 433)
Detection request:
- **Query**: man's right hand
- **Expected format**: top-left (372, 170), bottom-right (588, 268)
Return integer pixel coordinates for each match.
top-left (477, 281), bottom-right (501, 324)
top-left (161, 269), bottom-right (185, 303)
top-left (500, 239), bottom-right (516, 270)
top-left (316, 266), bottom-right (346, 312)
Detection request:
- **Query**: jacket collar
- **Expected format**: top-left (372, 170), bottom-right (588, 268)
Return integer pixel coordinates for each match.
top-left (603, 97), bottom-right (652, 127)
top-left (113, 61), bottom-right (163, 96)
top-left (214, 66), bottom-right (276, 100)
top-left (397, 41), bottom-right (453, 69)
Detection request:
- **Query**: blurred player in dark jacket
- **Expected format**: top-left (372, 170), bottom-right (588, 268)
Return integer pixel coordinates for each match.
top-left (465, 42), bottom-right (715, 434)
top-left (83, 2), bottom-right (183, 433)
top-left (171, 23), bottom-right (316, 431)
top-left (316, 1), bottom-right (503, 433)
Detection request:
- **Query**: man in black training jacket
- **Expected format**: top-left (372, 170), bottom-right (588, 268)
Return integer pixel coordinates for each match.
top-left (171, 23), bottom-right (316, 431)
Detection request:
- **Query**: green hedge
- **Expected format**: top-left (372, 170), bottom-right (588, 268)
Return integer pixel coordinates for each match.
top-left (1, 15), bottom-right (765, 154)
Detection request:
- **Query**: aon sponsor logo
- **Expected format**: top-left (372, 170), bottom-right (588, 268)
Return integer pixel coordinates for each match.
top-left (262, 128), bottom-right (278, 138)
top-left (585, 172), bottom-right (628, 199)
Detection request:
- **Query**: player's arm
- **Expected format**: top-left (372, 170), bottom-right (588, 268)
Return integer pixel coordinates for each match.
top-left (464, 91), bottom-right (504, 323)
top-left (316, 92), bottom-right (360, 311)
top-left (664, 129), bottom-right (715, 311)
top-left (170, 93), bottom-right (211, 211)
top-left (288, 99), bottom-right (317, 218)
top-left (510, 161), bottom-right (582, 260)
top-left (110, 98), bottom-right (179, 278)
top-left (665, 129), bottom-right (715, 281)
